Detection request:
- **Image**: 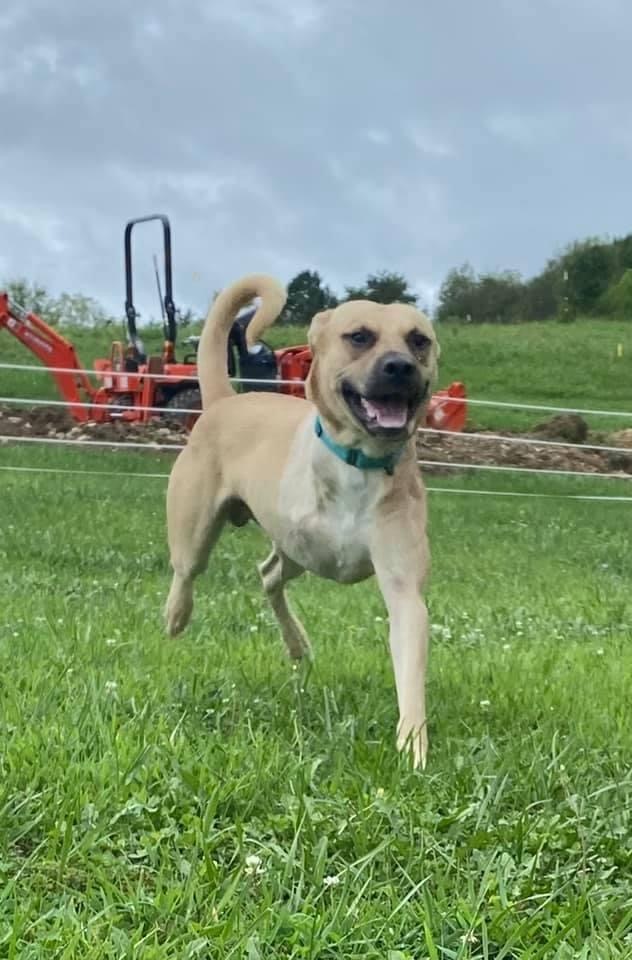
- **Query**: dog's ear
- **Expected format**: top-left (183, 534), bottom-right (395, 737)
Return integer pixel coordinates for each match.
top-left (305, 308), bottom-right (332, 403)
top-left (307, 309), bottom-right (333, 351)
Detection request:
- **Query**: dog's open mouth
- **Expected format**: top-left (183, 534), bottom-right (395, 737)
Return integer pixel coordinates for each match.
top-left (342, 382), bottom-right (420, 434)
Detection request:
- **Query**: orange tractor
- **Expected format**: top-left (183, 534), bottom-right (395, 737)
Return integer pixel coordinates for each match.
top-left (0, 214), bottom-right (467, 432)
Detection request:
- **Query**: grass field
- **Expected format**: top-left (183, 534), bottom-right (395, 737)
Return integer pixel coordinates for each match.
top-left (1, 439), bottom-right (631, 957)
top-left (2, 316), bottom-right (631, 433)
top-left (2, 302), bottom-right (632, 955)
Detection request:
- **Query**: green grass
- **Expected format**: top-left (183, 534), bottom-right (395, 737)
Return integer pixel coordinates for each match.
top-left (2, 318), bottom-right (631, 433)
top-left (435, 318), bottom-right (632, 432)
top-left (1, 441), bottom-right (631, 956)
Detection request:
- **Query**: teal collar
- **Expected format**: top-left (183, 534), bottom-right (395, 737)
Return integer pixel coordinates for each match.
top-left (314, 416), bottom-right (404, 476)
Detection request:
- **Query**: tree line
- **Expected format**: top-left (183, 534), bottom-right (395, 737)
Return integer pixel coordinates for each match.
top-left (4, 231), bottom-right (632, 329)
top-left (2, 271), bottom-right (420, 329)
top-left (276, 270), bottom-right (418, 326)
top-left (436, 234), bottom-right (632, 324)
top-left (281, 233), bottom-right (632, 325)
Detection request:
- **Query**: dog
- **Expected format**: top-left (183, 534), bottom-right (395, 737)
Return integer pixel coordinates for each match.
top-left (164, 275), bottom-right (441, 768)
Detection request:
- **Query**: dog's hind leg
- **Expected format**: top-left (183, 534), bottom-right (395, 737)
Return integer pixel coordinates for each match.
top-left (165, 457), bottom-right (226, 637)
top-left (259, 548), bottom-right (311, 660)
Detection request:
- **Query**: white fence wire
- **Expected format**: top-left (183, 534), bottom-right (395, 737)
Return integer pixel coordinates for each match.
top-left (2, 360), bottom-right (632, 420)
top-left (1, 391), bottom-right (631, 457)
top-left (1, 360), bottom-right (631, 503)
top-left (1, 462), bottom-right (631, 503)
top-left (1, 434), bottom-right (630, 483)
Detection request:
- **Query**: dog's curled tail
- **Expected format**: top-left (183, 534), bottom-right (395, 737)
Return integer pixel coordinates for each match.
top-left (197, 274), bottom-right (287, 408)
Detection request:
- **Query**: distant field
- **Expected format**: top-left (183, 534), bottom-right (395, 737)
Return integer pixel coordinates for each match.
top-left (435, 318), bottom-right (632, 432)
top-left (1, 315), bottom-right (631, 433)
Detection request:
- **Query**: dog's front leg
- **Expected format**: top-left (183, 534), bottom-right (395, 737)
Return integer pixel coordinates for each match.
top-left (372, 530), bottom-right (429, 769)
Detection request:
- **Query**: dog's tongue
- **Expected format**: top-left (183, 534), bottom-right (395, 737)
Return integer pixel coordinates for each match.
top-left (361, 397), bottom-right (408, 429)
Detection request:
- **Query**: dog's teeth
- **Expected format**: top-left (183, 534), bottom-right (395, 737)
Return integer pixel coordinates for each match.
top-left (360, 398), bottom-right (378, 421)
top-left (361, 396), bottom-right (407, 428)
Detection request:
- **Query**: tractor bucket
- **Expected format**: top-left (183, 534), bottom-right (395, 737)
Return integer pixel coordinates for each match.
top-left (425, 381), bottom-right (467, 432)
top-left (275, 346), bottom-right (312, 398)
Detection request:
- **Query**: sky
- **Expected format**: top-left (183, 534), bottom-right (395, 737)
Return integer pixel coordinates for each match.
top-left (1, 0), bottom-right (632, 322)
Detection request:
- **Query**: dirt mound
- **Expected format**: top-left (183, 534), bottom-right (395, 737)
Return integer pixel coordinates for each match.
top-left (417, 429), bottom-right (632, 477)
top-left (0, 405), bottom-right (185, 448)
top-left (531, 413), bottom-right (588, 443)
top-left (611, 429), bottom-right (632, 449)
top-left (2, 404), bottom-right (632, 477)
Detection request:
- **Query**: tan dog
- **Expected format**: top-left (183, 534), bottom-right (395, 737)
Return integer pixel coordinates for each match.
top-left (165, 275), bottom-right (440, 767)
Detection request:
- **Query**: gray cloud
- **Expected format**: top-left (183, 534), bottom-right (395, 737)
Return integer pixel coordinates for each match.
top-left (1, 0), bottom-right (632, 321)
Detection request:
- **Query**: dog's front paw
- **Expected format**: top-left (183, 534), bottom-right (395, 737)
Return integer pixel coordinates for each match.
top-left (165, 577), bottom-right (193, 636)
top-left (397, 720), bottom-right (428, 770)
top-left (282, 622), bottom-right (313, 661)
top-left (165, 607), bottom-right (190, 637)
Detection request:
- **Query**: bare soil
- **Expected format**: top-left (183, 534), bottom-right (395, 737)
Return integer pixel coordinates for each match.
top-left (1, 404), bottom-right (631, 477)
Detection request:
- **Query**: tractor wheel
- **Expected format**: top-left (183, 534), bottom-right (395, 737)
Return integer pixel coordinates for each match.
top-left (164, 387), bottom-right (202, 431)
top-left (110, 393), bottom-right (135, 412)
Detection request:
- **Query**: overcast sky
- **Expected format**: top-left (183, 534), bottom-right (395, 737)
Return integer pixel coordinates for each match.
top-left (1, 0), bottom-right (632, 321)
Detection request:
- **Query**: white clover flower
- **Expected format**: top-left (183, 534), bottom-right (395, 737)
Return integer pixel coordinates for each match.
top-left (323, 875), bottom-right (340, 887)
top-left (104, 680), bottom-right (118, 695)
top-left (244, 853), bottom-right (265, 877)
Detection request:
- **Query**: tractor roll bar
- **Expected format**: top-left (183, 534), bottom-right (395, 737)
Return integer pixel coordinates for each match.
top-left (124, 214), bottom-right (177, 348)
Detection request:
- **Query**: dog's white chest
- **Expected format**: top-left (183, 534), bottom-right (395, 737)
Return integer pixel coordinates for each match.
top-left (285, 491), bottom-right (373, 582)
top-left (276, 424), bottom-right (383, 583)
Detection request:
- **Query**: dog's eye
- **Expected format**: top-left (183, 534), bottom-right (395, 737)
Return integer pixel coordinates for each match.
top-left (407, 331), bottom-right (431, 352)
top-left (345, 328), bottom-right (376, 348)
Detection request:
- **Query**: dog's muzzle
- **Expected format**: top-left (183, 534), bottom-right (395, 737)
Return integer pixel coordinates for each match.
top-left (342, 352), bottom-right (427, 435)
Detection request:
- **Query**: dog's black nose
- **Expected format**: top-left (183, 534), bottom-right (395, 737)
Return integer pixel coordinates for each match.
top-left (379, 352), bottom-right (416, 381)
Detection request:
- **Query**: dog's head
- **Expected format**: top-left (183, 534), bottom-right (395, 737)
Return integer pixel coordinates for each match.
top-left (305, 300), bottom-right (440, 449)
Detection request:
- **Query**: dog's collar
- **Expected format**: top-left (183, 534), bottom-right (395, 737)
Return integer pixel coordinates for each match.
top-left (314, 416), bottom-right (404, 476)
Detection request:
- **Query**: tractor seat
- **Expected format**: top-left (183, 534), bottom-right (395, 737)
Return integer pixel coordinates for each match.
top-left (147, 355), bottom-right (164, 375)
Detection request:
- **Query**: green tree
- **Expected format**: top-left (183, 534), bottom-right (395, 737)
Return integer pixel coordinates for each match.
top-left (344, 284), bottom-right (370, 302)
top-left (601, 268), bottom-right (632, 317)
top-left (616, 234), bottom-right (632, 271)
top-left (563, 241), bottom-right (614, 313)
top-left (5, 278), bottom-right (58, 321)
top-left (280, 270), bottom-right (338, 325)
top-left (345, 271), bottom-right (418, 305)
top-left (435, 264), bottom-right (477, 322)
top-left (55, 292), bottom-right (113, 327)
top-left (435, 265), bottom-right (524, 323)
top-left (521, 263), bottom-right (560, 320)
top-left (473, 271), bottom-right (523, 324)
top-left (4, 278), bottom-right (116, 327)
